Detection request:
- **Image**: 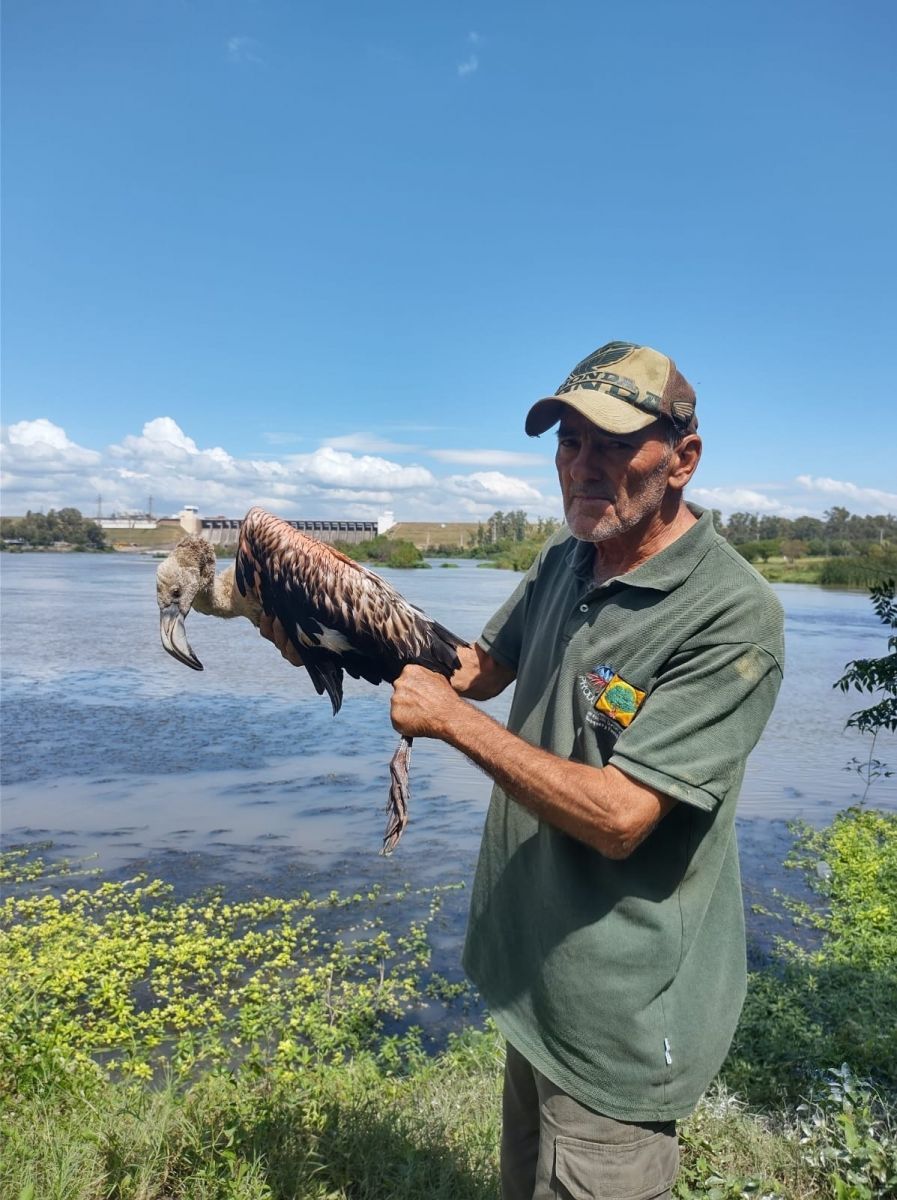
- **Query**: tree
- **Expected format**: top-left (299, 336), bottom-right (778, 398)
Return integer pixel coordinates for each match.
top-left (725, 512), bottom-right (759, 544)
top-left (835, 579), bottom-right (896, 799)
top-left (780, 539), bottom-right (808, 562)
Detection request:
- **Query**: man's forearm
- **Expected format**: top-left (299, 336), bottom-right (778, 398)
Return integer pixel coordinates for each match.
top-left (450, 642), bottom-right (516, 701)
top-left (437, 698), bottom-right (670, 859)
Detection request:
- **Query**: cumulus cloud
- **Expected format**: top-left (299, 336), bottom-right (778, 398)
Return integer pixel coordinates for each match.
top-left (443, 471), bottom-right (542, 504)
top-left (689, 486), bottom-right (785, 513)
top-left (294, 446), bottom-right (434, 491)
top-left (795, 475), bottom-right (897, 513)
top-left (4, 419), bottom-right (101, 470)
top-left (0, 416), bottom-right (550, 520)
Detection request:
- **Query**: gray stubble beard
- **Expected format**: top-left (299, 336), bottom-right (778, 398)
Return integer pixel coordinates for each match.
top-left (565, 449), bottom-right (674, 545)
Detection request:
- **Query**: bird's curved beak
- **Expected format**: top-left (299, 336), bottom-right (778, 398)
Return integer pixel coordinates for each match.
top-left (159, 603), bottom-right (203, 670)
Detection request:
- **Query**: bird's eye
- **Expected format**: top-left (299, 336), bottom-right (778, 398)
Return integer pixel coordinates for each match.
top-left (171, 586), bottom-right (181, 598)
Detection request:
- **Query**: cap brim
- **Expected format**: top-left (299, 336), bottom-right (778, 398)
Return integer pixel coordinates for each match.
top-left (525, 389), bottom-right (661, 437)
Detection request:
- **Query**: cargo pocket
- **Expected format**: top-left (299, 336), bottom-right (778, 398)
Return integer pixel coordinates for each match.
top-left (552, 1127), bottom-right (679, 1200)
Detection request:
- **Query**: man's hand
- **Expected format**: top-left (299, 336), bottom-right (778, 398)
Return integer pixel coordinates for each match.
top-left (391, 665), bottom-right (465, 739)
top-left (259, 613), bottom-right (304, 667)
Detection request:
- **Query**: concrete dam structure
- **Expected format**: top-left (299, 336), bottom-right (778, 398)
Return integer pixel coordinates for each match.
top-left (201, 518), bottom-right (382, 548)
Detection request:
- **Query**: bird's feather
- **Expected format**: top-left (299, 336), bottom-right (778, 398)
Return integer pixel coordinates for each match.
top-left (235, 507), bottom-right (466, 716)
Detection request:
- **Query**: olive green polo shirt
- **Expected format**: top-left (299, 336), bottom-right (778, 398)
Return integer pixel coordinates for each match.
top-left (462, 507), bottom-right (784, 1121)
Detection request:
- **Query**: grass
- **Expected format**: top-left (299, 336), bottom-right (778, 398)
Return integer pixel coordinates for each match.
top-left (104, 526), bottom-right (185, 551)
top-left (755, 557), bottom-right (827, 584)
top-left (386, 523), bottom-right (479, 550)
top-left (3, 807), bottom-right (896, 1199)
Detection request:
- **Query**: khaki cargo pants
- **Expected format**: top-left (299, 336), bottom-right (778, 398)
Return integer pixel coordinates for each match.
top-left (501, 1042), bottom-right (679, 1200)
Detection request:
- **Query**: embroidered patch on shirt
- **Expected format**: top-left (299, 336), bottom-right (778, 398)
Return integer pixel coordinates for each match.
top-left (594, 674), bottom-right (647, 728)
top-left (586, 664), bottom-right (615, 695)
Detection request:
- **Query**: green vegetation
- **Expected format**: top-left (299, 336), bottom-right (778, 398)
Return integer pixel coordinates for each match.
top-left (720, 507), bottom-right (895, 556)
top-left (3, 587), bottom-right (896, 1197)
top-left (730, 808), bottom-right (897, 1103)
top-left (333, 535), bottom-right (430, 569)
top-left (0, 507), bottom-right (109, 551)
top-left (820, 555), bottom-right (897, 589)
top-left (3, 804), bottom-right (896, 1198)
top-left (834, 579), bottom-right (896, 800)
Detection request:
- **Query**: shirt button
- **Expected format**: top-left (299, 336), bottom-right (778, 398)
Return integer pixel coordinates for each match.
top-left (579, 603), bottom-right (589, 612)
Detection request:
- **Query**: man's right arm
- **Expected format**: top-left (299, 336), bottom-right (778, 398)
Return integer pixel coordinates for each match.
top-left (450, 642), bottom-right (516, 700)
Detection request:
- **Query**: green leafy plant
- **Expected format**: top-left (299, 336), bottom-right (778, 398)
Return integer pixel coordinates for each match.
top-left (835, 580), bottom-right (896, 800)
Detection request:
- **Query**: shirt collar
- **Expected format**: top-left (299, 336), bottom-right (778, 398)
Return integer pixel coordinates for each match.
top-left (567, 505), bottom-right (717, 594)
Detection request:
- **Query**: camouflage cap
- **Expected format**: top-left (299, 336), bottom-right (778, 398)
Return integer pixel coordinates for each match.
top-left (525, 341), bottom-right (698, 438)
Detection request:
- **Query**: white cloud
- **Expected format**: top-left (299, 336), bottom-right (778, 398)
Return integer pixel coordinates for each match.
top-left (444, 471), bottom-right (543, 504)
top-left (0, 416), bottom-right (550, 521)
top-left (4, 419), bottom-right (101, 469)
top-left (795, 475), bottom-right (897, 513)
top-left (689, 486), bottom-right (784, 513)
top-left (293, 446), bottom-right (434, 491)
top-left (428, 448), bottom-right (546, 467)
top-left (322, 432), bottom-right (420, 454)
top-left (5, 415), bottom-right (892, 526)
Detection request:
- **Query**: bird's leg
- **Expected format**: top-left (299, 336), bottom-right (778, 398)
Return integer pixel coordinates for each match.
top-left (382, 735), bottom-right (413, 855)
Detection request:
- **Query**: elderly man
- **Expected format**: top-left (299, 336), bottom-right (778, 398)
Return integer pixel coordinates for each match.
top-left (390, 341), bottom-right (784, 1200)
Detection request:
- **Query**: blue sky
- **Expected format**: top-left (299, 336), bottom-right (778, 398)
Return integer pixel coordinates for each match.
top-left (3, 0), bottom-right (896, 522)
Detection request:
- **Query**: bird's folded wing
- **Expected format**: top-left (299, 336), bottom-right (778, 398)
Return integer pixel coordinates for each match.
top-left (235, 508), bottom-right (465, 693)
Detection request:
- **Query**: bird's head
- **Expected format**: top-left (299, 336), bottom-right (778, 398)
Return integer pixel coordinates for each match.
top-left (156, 536), bottom-right (216, 671)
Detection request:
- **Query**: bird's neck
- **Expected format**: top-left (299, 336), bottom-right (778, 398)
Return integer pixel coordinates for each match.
top-left (194, 565), bottom-right (260, 623)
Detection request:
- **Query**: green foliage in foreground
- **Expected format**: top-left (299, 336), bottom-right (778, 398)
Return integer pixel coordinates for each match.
top-left (727, 808), bottom-right (897, 1109)
top-left (2, 810), bottom-right (896, 1198)
top-left (835, 580), bottom-right (897, 738)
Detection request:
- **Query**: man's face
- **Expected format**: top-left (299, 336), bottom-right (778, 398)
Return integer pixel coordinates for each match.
top-left (555, 407), bottom-right (676, 543)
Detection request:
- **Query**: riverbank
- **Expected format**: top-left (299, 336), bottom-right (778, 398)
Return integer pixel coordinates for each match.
top-left (2, 807), bottom-right (895, 1198)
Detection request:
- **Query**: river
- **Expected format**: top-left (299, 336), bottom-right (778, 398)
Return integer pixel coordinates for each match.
top-left (2, 553), bottom-right (894, 1001)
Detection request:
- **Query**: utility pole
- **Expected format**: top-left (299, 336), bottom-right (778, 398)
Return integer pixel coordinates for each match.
top-left (96, 494), bottom-right (102, 520)
top-left (148, 494), bottom-right (154, 520)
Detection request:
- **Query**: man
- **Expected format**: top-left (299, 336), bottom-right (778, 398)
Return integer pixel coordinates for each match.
top-left (389, 341), bottom-right (785, 1199)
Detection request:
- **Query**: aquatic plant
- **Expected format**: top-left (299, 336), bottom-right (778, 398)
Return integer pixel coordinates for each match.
top-left (0, 847), bottom-right (464, 1097)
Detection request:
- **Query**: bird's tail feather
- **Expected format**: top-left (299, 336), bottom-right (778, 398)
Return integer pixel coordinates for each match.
top-left (304, 658), bottom-right (345, 716)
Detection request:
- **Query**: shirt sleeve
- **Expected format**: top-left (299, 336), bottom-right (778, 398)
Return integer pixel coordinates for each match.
top-left (610, 640), bottom-right (783, 811)
top-left (477, 573), bottom-right (530, 671)
top-left (476, 533), bottom-right (563, 671)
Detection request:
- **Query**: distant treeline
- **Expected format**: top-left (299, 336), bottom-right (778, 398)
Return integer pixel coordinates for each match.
top-left (713, 505), bottom-right (896, 554)
top-left (0, 508), bottom-right (109, 551)
top-left (428, 506), bottom-right (897, 578)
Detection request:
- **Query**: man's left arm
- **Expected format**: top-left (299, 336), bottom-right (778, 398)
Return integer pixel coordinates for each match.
top-left (390, 666), bottom-right (675, 860)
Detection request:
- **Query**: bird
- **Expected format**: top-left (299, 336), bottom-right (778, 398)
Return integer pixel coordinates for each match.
top-left (156, 506), bottom-right (468, 853)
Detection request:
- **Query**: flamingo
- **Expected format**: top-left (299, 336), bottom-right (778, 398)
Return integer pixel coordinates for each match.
top-left (156, 507), bottom-right (467, 852)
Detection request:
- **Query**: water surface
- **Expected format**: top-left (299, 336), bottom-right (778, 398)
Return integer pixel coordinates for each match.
top-left (2, 554), bottom-right (894, 970)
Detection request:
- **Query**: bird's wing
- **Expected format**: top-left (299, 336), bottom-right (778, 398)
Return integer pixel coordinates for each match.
top-left (235, 509), bottom-right (466, 700)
